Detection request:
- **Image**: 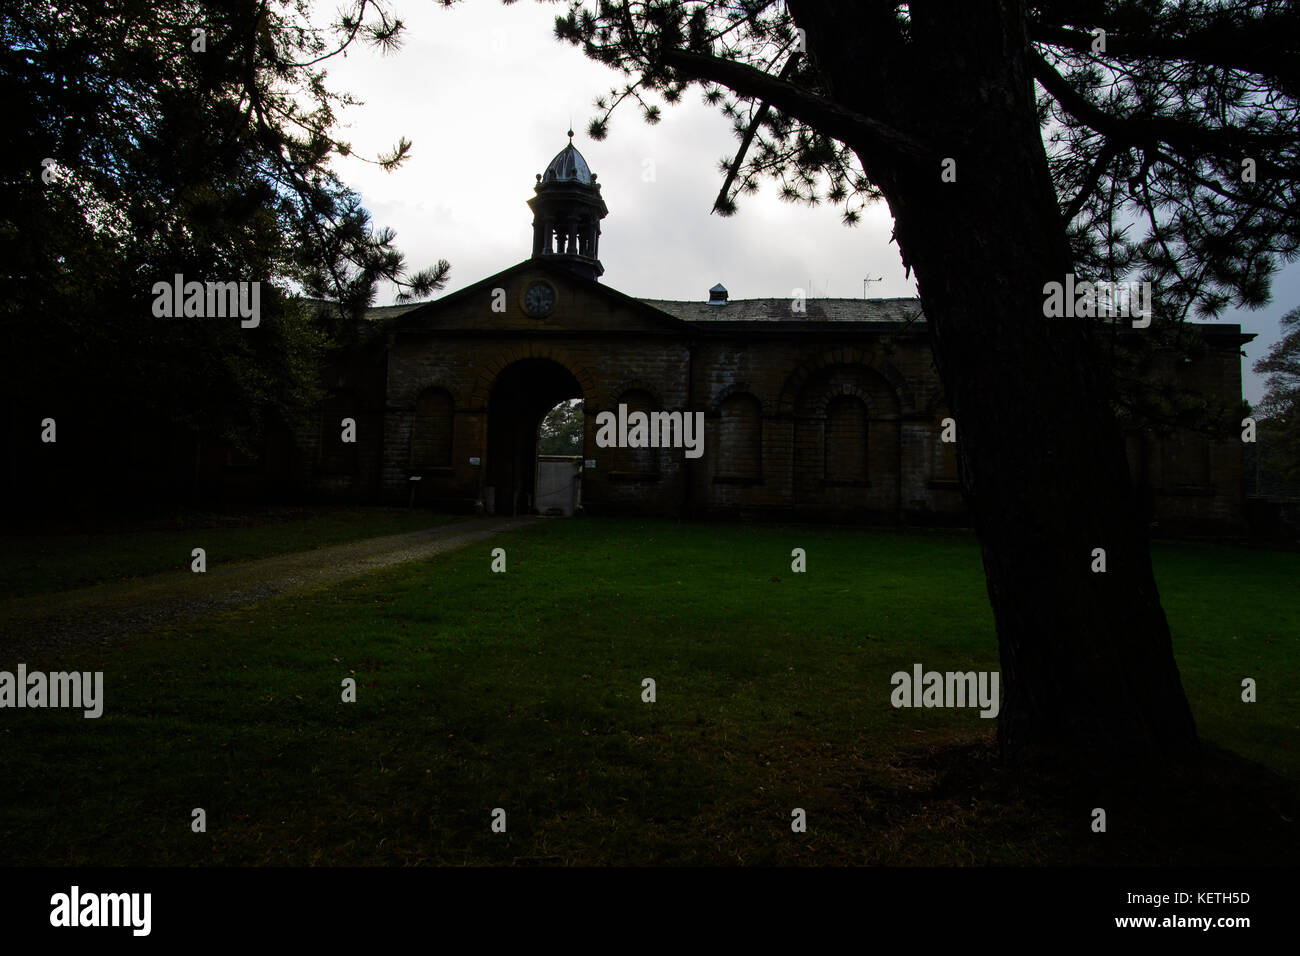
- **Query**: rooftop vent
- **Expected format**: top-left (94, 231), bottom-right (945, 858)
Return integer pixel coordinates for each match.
top-left (708, 283), bottom-right (728, 306)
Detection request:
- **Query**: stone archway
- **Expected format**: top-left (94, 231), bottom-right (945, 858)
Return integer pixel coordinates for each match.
top-left (790, 363), bottom-right (903, 518)
top-left (485, 358), bottom-right (584, 516)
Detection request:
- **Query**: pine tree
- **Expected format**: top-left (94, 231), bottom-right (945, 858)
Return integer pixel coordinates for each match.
top-left (2, 0), bottom-right (448, 501)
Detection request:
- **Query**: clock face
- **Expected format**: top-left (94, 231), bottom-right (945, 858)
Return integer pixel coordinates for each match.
top-left (522, 281), bottom-right (556, 318)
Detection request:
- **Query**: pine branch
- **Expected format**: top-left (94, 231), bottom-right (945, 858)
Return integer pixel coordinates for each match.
top-left (659, 47), bottom-right (930, 161)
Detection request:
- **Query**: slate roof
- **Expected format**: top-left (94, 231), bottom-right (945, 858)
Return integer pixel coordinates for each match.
top-left (643, 296), bottom-right (925, 324)
top-left (357, 303), bottom-right (422, 322)
top-left (298, 298), bottom-right (420, 324)
top-left (302, 291), bottom-right (1246, 344)
top-left (304, 293), bottom-right (927, 327)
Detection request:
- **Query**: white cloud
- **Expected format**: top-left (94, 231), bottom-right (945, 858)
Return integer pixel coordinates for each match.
top-left (314, 0), bottom-right (913, 303)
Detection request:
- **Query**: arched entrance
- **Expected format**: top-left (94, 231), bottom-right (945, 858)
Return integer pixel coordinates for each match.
top-left (791, 363), bottom-right (902, 519)
top-left (485, 358), bottom-right (584, 515)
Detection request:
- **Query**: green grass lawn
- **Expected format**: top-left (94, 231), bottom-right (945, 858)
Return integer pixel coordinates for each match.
top-left (0, 506), bottom-right (464, 600)
top-left (0, 518), bottom-right (1295, 866)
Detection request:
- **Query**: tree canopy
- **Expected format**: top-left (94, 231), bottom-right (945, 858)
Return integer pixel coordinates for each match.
top-left (552, 0), bottom-right (1298, 323)
top-left (2, 0), bottom-right (447, 468)
top-left (539, 399), bottom-right (585, 456)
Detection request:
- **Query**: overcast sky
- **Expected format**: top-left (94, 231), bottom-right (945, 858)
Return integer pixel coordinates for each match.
top-left (318, 0), bottom-right (1295, 405)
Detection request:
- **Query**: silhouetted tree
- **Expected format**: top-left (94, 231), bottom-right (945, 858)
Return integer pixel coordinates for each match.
top-left (2, 0), bottom-right (448, 502)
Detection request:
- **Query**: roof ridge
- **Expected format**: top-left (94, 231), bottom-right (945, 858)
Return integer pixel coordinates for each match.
top-left (638, 295), bottom-right (921, 303)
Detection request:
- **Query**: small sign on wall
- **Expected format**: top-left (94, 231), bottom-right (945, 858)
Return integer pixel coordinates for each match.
top-left (469, 457), bottom-right (481, 466)
top-left (584, 460), bottom-right (596, 469)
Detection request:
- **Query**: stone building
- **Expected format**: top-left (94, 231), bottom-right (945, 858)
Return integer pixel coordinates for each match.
top-left (307, 136), bottom-right (1253, 533)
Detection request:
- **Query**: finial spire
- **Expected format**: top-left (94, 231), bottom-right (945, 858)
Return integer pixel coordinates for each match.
top-left (567, 128), bottom-right (574, 141)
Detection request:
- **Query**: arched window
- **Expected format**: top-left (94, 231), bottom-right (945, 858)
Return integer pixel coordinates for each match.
top-left (613, 389), bottom-right (659, 475)
top-left (825, 395), bottom-right (868, 482)
top-left (718, 394), bottom-right (762, 478)
top-left (410, 388), bottom-right (454, 469)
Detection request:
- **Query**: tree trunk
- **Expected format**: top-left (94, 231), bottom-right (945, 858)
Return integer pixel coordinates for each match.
top-left (795, 0), bottom-right (1199, 765)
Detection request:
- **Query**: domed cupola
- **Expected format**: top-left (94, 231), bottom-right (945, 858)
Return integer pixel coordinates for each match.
top-left (542, 140), bottom-right (593, 184)
top-left (528, 131), bottom-right (608, 280)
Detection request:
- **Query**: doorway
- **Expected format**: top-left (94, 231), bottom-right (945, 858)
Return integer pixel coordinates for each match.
top-left (485, 358), bottom-right (583, 516)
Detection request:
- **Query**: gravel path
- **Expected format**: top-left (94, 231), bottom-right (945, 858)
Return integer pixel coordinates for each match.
top-left (0, 516), bottom-right (542, 659)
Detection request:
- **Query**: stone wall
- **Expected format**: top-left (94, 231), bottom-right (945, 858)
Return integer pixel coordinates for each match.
top-left (322, 262), bottom-right (1253, 533)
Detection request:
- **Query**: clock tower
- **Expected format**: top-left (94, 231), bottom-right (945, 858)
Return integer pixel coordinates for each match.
top-left (527, 131), bottom-right (608, 281)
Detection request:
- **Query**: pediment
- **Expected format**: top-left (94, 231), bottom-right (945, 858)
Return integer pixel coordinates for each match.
top-left (390, 260), bottom-right (691, 336)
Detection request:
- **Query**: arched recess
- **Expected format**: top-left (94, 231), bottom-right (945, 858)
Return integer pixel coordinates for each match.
top-left (716, 392), bottom-right (763, 479)
top-left (791, 364), bottom-right (902, 512)
top-left (410, 387), bottom-right (455, 469)
top-left (609, 388), bottom-right (661, 477)
top-left (710, 381), bottom-right (765, 414)
top-left (604, 378), bottom-right (665, 414)
top-left (824, 394), bottom-right (868, 481)
top-left (469, 344), bottom-right (601, 410)
top-left (318, 389), bottom-right (358, 476)
top-left (778, 350), bottom-right (913, 417)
